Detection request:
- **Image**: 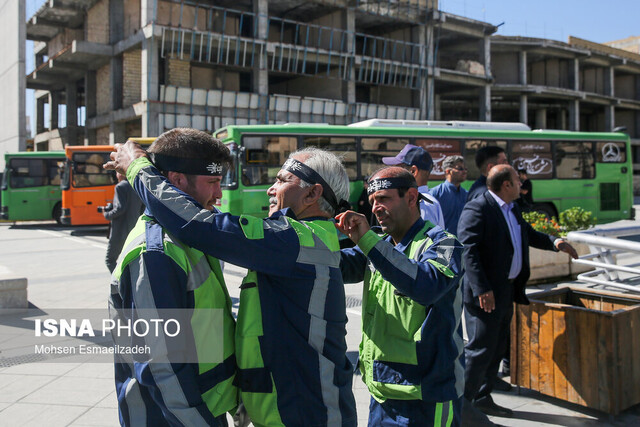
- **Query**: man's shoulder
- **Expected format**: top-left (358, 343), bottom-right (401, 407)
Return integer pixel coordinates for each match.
top-left (429, 182), bottom-right (447, 197)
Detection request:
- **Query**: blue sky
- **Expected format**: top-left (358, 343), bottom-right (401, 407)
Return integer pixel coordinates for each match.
top-left (24, 0), bottom-right (639, 135)
top-left (440, 0), bottom-right (639, 43)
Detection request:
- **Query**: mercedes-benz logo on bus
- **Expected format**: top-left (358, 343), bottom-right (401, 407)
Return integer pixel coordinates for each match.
top-left (602, 143), bottom-right (621, 162)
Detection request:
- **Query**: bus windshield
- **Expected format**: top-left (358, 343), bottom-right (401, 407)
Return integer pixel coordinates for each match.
top-left (71, 152), bottom-right (116, 188)
top-left (221, 143), bottom-right (238, 188)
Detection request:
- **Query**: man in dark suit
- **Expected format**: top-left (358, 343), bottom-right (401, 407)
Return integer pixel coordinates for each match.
top-left (458, 165), bottom-right (578, 419)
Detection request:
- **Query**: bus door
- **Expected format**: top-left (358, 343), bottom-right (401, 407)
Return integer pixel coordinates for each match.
top-left (61, 149), bottom-right (117, 225)
top-left (595, 140), bottom-right (631, 222)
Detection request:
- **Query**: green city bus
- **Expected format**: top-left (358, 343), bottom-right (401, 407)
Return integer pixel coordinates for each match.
top-left (213, 120), bottom-right (633, 223)
top-left (1, 151), bottom-right (66, 223)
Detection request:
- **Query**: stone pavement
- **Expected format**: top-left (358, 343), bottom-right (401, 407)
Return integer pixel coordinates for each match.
top-left (1, 219), bottom-right (640, 426)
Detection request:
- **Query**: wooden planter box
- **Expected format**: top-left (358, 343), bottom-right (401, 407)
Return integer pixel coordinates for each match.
top-left (511, 287), bottom-right (640, 415)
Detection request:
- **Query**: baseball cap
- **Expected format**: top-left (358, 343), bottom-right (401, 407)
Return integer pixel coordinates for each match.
top-left (382, 144), bottom-right (433, 172)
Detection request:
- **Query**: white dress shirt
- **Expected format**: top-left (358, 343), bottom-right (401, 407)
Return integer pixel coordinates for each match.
top-left (488, 190), bottom-right (522, 279)
top-left (418, 185), bottom-right (445, 229)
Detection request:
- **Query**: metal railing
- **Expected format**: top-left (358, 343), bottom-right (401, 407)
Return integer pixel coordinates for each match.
top-left (567, 226), bottom-right (640, 293)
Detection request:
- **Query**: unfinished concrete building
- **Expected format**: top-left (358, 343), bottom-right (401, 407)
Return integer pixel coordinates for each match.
top-left (26, 0), bottom-right (497, 149)
top-left (491, 36), bottom-right (640, 188)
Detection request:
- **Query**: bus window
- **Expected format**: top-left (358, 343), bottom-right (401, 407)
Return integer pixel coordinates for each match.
top-left (463, 140), bottom-right (508, 180)
top-left (360, 138), bottom-right (411, 178)
top-left (302, 136), bottom-right (357, 179)
top-left (596, 141), bottom-right (626, 163)
top-left (9, 158), bottom-right (48, 188)
top-left (241, 136), bottom-right (297, 186)
top-left (555, 142), bottom-right (595, 179)
top-left (72, 153), bottom-right (116, 188)
top-left (415, 139), bottom-right (461, 179)
top-left (511, 141), bottom-right (553, 179)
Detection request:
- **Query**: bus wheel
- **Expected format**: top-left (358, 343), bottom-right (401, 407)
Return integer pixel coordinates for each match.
top-left (532, 203), bottom-right (557, 220)
top-left (53, 202), bottom-right (63, 225)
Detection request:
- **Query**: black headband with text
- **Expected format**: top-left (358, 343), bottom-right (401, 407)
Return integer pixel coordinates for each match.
top-left (149, 153), bottom-right (225, 176)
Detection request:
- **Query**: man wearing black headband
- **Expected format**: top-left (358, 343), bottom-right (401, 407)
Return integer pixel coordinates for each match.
top-left (109, 128), bottom-right (238, 426)
top-left (338, 167), bottom-right (464, 427)
top-left (106, 142), bottom-right (357, 427)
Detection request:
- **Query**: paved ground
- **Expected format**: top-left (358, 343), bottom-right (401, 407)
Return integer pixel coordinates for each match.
top-left (1, 216), bottom-right (640, 426)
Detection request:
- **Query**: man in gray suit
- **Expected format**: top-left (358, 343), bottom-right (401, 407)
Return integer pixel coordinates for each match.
top-left (103, 172), bottom-right (144, 272)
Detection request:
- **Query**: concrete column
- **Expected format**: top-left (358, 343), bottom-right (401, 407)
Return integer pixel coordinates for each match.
top-left (141, 36), bottom-right (159, 136)
top-left (603, 67), bottom-right (615, 132)
top-left (568, 100), bottom-right (579, 131)
top-left (604, 66), bottom-right (614, 97)
top-left (479, 36), bottom-right (491, 121)
top-left (419, 22), bottom-right (435, 120)
top-left (109, 122), bottom-right (126, 145)
top-left (253, 0), bottom-right (269, 123)
top-left (519, 94), bottom-right (528, 125)
top-left (482, 36), bottom-right (491, 80)
top-left (479, 86), bottom-right (491, 122)
top-left (570, 58), bottom-right (579, 91)
top-left (535, 108), bottom-right (547, 129)
top-left (141, 0), bottom-right (155, 25)
top-left (49, 92), bottom-right (59, 131)
top-left (36, 96), bottom-right (45, 134)
top-left (66, 82), bottom-right (78, 145)
top-left (85, 71), bottom-right (96, 117)
top-left (341, 7), bottom-right (355, 105)
top-left (519, 51), bottom-right (527, 84)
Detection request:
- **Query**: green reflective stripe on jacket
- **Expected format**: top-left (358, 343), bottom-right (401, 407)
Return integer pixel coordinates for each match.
top-left (115, 217), bottom-right (238, 417)
top-left (235, 271), bottom-right (285, 427)
top-left (234, 217), bottom-right (339, 427)
top-left (361, 221), bottom-right (438, 402)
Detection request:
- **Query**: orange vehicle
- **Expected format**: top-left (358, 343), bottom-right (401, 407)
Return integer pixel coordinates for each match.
top-left (60, 139), bottom-right (154, 226)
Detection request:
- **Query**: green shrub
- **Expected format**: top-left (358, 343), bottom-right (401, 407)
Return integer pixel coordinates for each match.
top-left (559, 207), bottom-right (596, 233)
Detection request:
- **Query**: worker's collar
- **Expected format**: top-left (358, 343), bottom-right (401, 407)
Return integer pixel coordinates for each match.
top-left (386, 217), bottom-right (425, 251)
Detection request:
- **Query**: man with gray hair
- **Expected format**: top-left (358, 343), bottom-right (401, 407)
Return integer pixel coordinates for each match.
top-left (430, 155), bottom-right (468, 235)
top-left (105, 142), bottom-right (357, 426)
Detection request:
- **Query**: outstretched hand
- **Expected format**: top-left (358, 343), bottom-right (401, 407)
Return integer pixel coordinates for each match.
top-left (556, 239), bottom-right (579, 259)
top-left (335, 210), bottom-right (370, 245)
top-left (103, 140), bottom-right (147, 176)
